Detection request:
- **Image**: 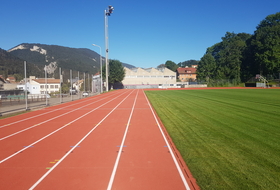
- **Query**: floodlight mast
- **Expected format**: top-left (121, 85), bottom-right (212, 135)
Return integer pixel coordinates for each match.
top-left (104, 5), bottom-right (114, 91)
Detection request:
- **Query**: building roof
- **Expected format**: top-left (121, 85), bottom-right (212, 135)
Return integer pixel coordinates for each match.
top-left (32, 78), bottom-right (61, 84)
top-left (125, 67), bottom-right (175, 74)
top-left (6, 76), bottom-right (16, 81)
top-left (177, 67), bottom-right (197, 74)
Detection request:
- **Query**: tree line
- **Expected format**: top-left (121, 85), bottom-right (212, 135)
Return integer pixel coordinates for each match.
top-left (197, 12), bottom-right (280, 84)
top-left (159, 12), bottom-right (279, 86)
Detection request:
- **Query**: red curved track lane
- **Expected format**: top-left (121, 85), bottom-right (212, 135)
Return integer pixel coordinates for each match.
top-left (0, 89), bottom-right (199, 190)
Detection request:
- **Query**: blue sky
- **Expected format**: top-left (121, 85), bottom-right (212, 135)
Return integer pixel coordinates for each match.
top-left (1, 0), bottom-right (279, 68)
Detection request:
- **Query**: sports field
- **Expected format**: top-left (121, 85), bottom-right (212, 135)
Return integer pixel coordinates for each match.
top-left (145, 88), bottom-right (280, 190)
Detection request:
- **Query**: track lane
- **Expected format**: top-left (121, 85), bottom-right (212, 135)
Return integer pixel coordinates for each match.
top-left (0, 90), bottom-right (124, 137)
top-left (0, 90), bottom-right (135, 189)
top-left (110, 89), bottom-right (190, 190)
top-left (28, 90), bottom-right (137, 190)
top-left (0, 90), bottom-right (131, 161)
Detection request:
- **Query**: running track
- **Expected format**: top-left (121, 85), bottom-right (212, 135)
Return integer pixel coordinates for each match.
top-left (0, 89), bottom-right (199, 190)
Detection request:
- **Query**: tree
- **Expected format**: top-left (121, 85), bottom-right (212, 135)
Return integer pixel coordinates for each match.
top-left (206, 32), bottom-right (251, 82)
top-left (102, 60), bottom-right (125, 89)
top-left (246, 12), bottom-right (280, 76)
top-left (178, 60), bottom-right (199, 68)
top-left (157, 64), bottom-right (165, 69)
top-left (197, 53), bottom-right (216, 83)
top-left (61, 83), bottom-right (70, 93)
top-left (165, 60), bottom-right (178, 71)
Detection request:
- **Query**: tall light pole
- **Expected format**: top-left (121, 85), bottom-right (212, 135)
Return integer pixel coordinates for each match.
top-left (105, 5), bottom-right (114, 91)
top-left (92, 44), bottom-right (103, 93)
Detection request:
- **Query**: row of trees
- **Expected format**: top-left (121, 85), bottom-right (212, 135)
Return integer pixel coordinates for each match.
top-left (197, 12), bottom-right (280, 84)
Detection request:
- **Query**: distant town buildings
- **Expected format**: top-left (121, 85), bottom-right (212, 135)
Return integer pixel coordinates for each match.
top-left (0, 64), bottom-right (199, 95)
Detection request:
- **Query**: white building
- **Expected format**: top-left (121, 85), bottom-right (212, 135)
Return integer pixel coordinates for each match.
top-left (17, 76), bottom-right (61, 94)
top-left (122, 67), bottom-right (177, 89)
top-left (17, 82), bottom-right (40, 94)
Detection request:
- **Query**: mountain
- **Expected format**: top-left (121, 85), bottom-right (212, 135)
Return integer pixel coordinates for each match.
top-left (0, 48), bottom-right (42, 80)
top-left (6, 43), bottom-right (135, 80)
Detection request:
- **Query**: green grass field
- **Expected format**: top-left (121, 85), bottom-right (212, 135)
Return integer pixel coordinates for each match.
top-left (145, 89), bottom-right (280, 190)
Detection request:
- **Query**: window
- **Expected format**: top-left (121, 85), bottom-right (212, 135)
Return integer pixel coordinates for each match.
top-left (40, 85), bottom-right (44, 89)
top-left (50, 85), bottom-right (54, 89)
top-left (55, 85), bottom-right (59, 88)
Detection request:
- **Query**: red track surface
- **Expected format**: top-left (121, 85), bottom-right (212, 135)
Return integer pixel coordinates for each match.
top-left (0, 89), bottom-right (199, 190)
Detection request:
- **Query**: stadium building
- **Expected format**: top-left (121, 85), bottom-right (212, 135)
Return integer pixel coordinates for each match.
top-left (122, 67), bottom-right (177, 89)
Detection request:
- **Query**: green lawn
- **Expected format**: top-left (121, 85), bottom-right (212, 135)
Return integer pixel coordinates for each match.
top-left (145, 89), bottom-right (280, 190)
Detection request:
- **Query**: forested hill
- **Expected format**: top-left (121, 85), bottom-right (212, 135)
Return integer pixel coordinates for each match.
top-left (3, 43), bottom-right (135, 80)
top-left (0, 48), bottom-right (42, 80)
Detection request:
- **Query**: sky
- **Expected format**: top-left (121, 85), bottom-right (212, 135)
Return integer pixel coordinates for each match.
top-left (1, 0), bottom-right (280, 68)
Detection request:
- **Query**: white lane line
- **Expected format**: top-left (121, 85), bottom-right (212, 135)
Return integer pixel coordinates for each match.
top-left (107, 89), bottom-right (139, 190)
top-left (28, 90), bottom-right (135, 190)
top-left (0, 91), bottom-right (121, 129)
top-left (0, 90), bottom-right (131, 164)
top-left (0, 91), bottom-right (126, 140)
top-left (143, 90), bottom-right (191, 190)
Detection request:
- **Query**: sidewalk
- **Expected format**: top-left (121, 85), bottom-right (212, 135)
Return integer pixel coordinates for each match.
top-left (0, 93), bottom-right (98, 117)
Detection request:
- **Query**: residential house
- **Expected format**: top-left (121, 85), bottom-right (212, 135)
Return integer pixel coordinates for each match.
top-left (177, 66), bottom-right (197, 82)
top-left (70, 77), bottom-right (84, 92)
top-left (6, 76), bottom-right (16, 83)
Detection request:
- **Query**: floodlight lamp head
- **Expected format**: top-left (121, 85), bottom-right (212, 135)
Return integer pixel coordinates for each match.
top-left (108, 5), bottom-right (114, 14)
top-left (108, 5), bottom-right (114, 10)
